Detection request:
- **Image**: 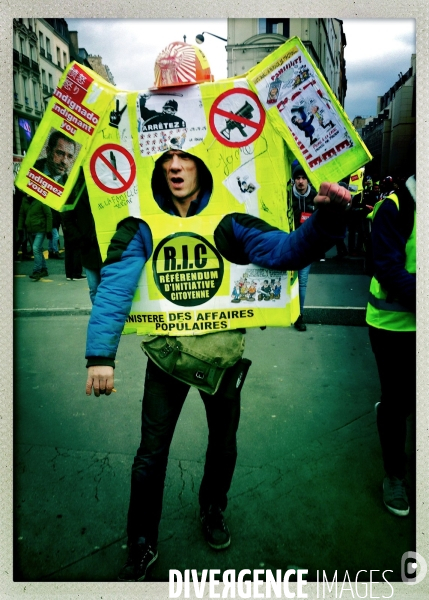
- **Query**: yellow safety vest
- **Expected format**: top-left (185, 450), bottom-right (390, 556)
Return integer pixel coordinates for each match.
top-left (366, 194), bottom-right (416, 332)
top-left (123, 207), bottom-right (299, 336)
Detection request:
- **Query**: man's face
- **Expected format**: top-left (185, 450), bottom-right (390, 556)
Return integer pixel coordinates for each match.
top-left (294, 174), bottom-right (309, 194)
top-left (161, 150), bottom-right (200, 202)
top-left (46, 138), bottom-right (75, 177)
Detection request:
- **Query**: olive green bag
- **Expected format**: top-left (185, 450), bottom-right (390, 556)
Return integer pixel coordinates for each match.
top-left (140, 330), bottom-right (245, 395)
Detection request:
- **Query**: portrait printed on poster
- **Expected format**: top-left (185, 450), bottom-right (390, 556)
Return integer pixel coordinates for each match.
top-left (34, 128), bottom-right (80, 185)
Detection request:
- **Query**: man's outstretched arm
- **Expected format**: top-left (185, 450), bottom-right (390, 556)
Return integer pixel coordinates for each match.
top-left (214, 181), bottom-right (351, 270)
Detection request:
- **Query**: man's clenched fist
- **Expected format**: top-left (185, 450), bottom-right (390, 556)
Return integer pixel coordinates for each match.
top-left (314, 182), bottom-right (352, 210)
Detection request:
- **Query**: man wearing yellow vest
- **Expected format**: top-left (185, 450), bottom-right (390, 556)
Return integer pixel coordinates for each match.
top-left (85, 149), bottom-right (352, 581)
top-left (81, 42), bottom-right (354, 582)
top-left (13, 34), bottom-right (372, 581)
top-left (366, 174), bottom-right (416, 517)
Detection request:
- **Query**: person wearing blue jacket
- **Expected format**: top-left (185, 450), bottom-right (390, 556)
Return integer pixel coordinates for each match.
top-left (85, 149), bottom-right (352, 581)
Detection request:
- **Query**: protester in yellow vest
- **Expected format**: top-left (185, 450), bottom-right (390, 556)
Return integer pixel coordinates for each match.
top-left (366, 174), bottom-right (416, 517)
top-left (82, 43), bottom-right (354, 581)
top-left (15, 37), bottom-right (368, 582)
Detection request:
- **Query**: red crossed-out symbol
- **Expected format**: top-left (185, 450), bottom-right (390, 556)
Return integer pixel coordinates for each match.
top-left (90, 143), bottom-right (136, 194)
top-left (209, 88), bottom-right (266, 148)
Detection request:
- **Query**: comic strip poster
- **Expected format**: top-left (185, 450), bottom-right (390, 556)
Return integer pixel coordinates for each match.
top-left (248, 37), bottom-right (372, 187)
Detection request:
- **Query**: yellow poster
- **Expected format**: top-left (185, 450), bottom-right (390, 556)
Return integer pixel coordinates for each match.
top-left (247, 37), bottom-right (372, 188)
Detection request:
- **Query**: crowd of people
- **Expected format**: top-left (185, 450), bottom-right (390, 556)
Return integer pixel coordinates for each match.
top-left (289, 165), bottom-right (413, 331)
top-left (15, 187), bottom-right (101, 292)
top-left (289, 163), bottom-right (416, 522)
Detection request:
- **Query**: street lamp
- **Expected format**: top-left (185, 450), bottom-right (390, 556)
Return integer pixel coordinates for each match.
top-left (195, 32), bottom-right (227, 44)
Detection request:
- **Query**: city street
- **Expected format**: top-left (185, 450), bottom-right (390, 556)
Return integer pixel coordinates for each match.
top-left (12, 250), bottom-right (415, 584)
top-left (9, 15), bottom-right (422, 599)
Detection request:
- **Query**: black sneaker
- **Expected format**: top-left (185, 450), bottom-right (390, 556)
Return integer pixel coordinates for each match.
top-left (29, 272), bottom-right (42, 280)
top-left (294, 314), bottom-right (307, 332)
top-left (66, 275), bottom-right (86, 281)
top-left (40, 269), bottom-right (48, 277)
top-left (383, 476), bottom-right (409, 517)
top-left (117, 542), bottom-right (158, 582)
top-left (200, 505), bottom-right (231, 550)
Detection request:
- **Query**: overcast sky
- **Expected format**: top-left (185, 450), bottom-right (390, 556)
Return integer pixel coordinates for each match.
top-left (342, 19), bottom-right (415, 119)
top-left (65, 18), bottom-right (416, 121)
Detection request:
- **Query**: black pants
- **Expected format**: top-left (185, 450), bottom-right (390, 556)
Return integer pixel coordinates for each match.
top-left (348, 209), bottom-right (364, 253)
top-left (368, 325), bottom-right (416, 478)
top-left (126, 359), bottom-right (241, 546)
top-left (63, 236), bottom-right (82, 279)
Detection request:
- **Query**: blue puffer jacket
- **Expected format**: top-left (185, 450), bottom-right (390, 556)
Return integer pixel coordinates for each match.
top-left (86, 207), bottom-right (346, 367)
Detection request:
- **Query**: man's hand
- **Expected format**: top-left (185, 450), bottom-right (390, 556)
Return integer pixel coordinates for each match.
top-left (314, 182), bottom-right (352, 211)
top-left (86, 366), bottom-right (114, 397)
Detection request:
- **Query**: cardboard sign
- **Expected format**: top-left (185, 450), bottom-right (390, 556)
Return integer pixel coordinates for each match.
top-left (14, 38), bottom-right (372, 335)
top-left (247, 37), bottom-right (372, 188)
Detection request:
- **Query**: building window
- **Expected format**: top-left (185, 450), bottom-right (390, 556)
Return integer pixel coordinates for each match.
top-left (39, 32), bottom-right (45, 56)
top-left (13, 72), bottom-right (19, 102)
top-left (258, 18), bottom-right (289, 37)
top-left (57, 47), bottom-right (61, 67)
top-left (20, 37), bottom-right (26, 57)
top-left (48, 73), bottom-right (54, 93)
top-left (63, 51), bottom-right (67, 68)
top-left (41, 69), bottom-right (47, 94)
top-left (23, 76), bottom-right (28, 104)
top-left (46, 37), bottom-right (52, 61)
top-left (33, 80), bottom-right (39, 109)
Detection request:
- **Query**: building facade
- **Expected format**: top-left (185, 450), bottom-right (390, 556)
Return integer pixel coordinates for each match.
top-left (352, 116), bottom-right (374, 136)
top-left (360, 54), bottom-right (416, 180)
top-left (13, 18), bottom-right (73, 156)
top-left (37, 19), bottom-right (71, 114)
top-left (87, 56), bottom-right (116, 86)
top-left (226, 18), bottom-right (347, 106)
top-left (13, 18), bottom-right (44, 156)
top-left (13, 18), bottom-right (115, 157)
